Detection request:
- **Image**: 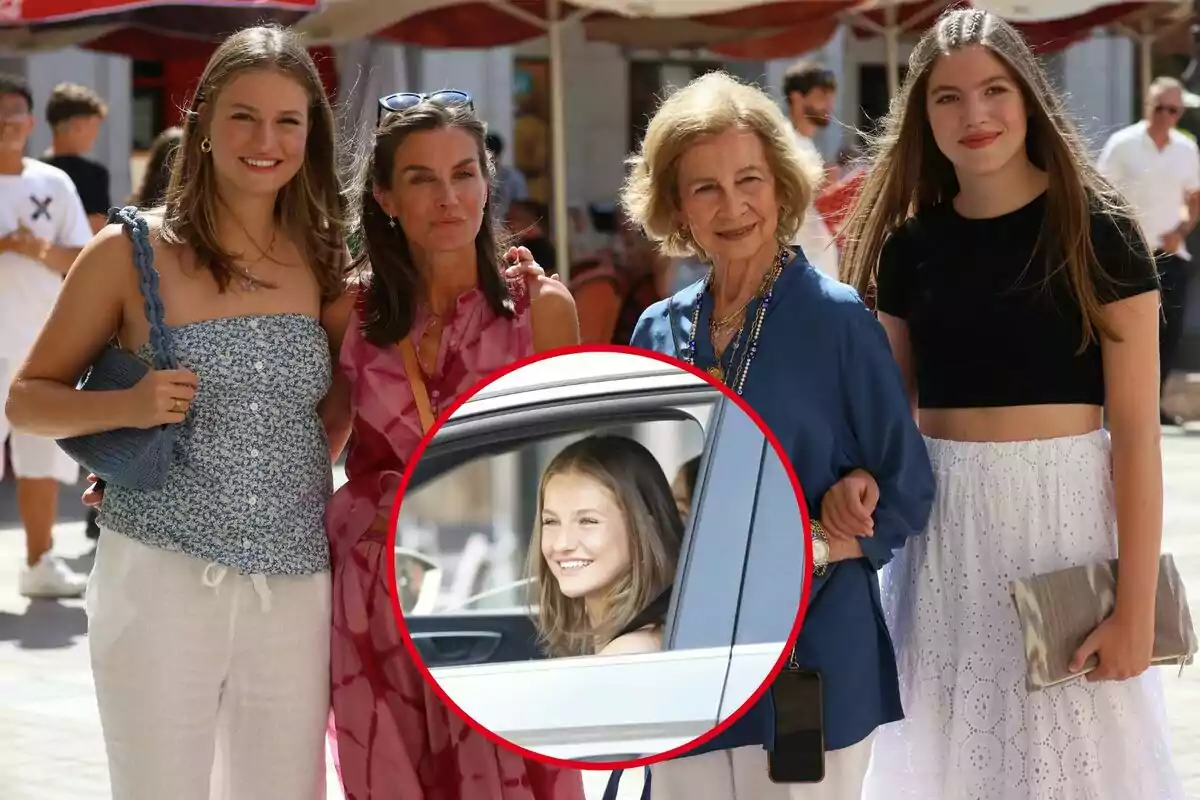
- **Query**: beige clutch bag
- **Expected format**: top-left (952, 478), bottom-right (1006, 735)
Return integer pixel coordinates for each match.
top-left (1010, 553), bottom-right (1198, 691)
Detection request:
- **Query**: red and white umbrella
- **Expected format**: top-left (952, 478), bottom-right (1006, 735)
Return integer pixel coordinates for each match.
top-left (849, 1), bottom-right (1187, 96)
top-left (294, 0), bottom-right (857, 272)
top-left (3, 0), bottom-right (316, 24)
top-left (0, 0), bottom-right (318, 53)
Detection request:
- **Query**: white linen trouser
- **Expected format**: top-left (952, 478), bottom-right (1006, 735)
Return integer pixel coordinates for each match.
top-left (650, 732), bottom-right (876, 800)
top-left (86, 528), bottom-right (331, 800)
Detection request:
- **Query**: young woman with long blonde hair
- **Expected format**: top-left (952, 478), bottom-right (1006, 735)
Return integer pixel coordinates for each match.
top-left (841, 9), bottom-right (1184, 797)
top-left (7, 26), bottom-right (348, 799)
top-left (528, 435), bottom-right (683, 658)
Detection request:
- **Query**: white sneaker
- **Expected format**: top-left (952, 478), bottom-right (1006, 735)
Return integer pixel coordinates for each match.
top-left (19, 553), bottom-right (88, 599)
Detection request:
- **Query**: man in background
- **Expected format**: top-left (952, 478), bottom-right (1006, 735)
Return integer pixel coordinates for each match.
top-left (0, 74), bottom-right (93, 597)
top-left (40, 82), bottom-right (109, 539)
top-left (485, 132), bottom-right (529, 221)
top-left (1098, 75), bottom-right (1200, 427)
top-left (783, 60), bottom-right (840, 280)
top-left (41, 82), bottom-right (110, 234)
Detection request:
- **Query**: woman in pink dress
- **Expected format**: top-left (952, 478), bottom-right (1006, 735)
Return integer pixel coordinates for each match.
top-left (321, 91), bottom-right (583, 799)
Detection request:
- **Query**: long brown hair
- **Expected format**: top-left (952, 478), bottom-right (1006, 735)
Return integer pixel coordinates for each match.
top-left (527, 436), bottom-right (683, 658)
top-left (130, 126), bottom-right (182, 209)
top-left (349, 101), bottom-right (514, 347)
top-left (159, 25), bottom-right (348, 300)
top-left (840, 8), bottom-right (1148, 350)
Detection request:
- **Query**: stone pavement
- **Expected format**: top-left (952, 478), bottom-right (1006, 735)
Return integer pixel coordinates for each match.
top-left (1, 432), bottom-right (1198, 799)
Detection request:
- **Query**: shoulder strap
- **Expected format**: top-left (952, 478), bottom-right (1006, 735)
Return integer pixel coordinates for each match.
top-left (109, 205), bottom-right (176, 371)
top-left (615, 586), bottom-right (672, 639)
top-left (397, 338), bottom-right (436, 433)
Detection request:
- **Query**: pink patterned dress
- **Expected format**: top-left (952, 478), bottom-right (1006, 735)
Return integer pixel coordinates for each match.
top-left (325, 283), bottom-right (586, 800)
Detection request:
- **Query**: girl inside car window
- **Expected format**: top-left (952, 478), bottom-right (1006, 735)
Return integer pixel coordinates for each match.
top-left (528, 435), bottom-right (684, 658)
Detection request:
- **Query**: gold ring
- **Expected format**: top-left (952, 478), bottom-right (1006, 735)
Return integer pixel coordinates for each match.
top-left (172, 399), bottom-right (186, 414)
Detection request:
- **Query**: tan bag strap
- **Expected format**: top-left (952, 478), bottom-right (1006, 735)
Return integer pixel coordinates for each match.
top-left (397, 337), bottom-right (436, 433)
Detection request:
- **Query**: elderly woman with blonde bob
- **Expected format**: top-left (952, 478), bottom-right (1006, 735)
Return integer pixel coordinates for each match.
top-left (622, 72), bottom-right (934, 799)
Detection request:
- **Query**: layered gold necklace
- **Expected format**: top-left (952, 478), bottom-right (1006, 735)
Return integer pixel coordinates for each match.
top-left (701, 250), bottom-right (788, 384)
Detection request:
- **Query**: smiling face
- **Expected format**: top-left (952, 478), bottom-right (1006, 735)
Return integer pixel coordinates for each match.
top-left (925, 44), bottom-right (1029, 180)
top-left (374, 126), bottom-right (489, 257)
top-left (539, 471), bottom-right (633, 605)
top-left (675, 127), bottom-right (780, 264)
top-left (0, 91), bottom-right (33, 154)
top-left (204, 69), bottom-right (309, 199)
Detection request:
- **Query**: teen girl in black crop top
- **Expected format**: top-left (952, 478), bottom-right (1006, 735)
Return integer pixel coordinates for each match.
top-left (841, 10), bottom-right (1183, 800)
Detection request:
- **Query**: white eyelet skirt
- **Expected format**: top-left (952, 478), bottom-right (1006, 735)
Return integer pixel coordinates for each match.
top-left (863, 430), bottom-right (1185, 800)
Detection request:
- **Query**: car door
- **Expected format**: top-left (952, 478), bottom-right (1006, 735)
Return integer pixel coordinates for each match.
top-left (405, 393), bottom-right (767, 761)
top-left (719, 441), bottom-right (808, 721)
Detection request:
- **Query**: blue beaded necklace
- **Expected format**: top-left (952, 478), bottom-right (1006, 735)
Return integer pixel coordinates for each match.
top-left (683, 248), bottom-right (789, 396)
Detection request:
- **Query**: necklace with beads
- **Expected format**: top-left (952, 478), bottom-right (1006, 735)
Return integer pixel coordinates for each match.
top-left (684, 248), bottom-right (789, 395)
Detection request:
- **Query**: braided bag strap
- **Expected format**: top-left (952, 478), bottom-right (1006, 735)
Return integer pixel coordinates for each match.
top-left (108, 206), bottom-right (178, 371)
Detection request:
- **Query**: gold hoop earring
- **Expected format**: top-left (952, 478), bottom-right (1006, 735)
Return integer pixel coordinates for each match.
top-left (200, 137), bottom-right (212, 153)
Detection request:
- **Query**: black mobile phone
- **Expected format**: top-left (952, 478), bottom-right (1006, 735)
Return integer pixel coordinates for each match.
top-left (767, 668), bottom-right (825, 784)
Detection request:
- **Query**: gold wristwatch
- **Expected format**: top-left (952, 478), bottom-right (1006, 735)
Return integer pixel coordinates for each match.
top-left (811, 519), bottom-right (830, 577)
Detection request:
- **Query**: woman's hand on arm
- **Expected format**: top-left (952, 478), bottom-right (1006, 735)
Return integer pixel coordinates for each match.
top-left (503, 245), bottom-right (581, 351)
top-left (1071, 290), bottom-right (1162, 681)
top-left (5, 225), bottom-right (196, 439)
top-left (318, 289), bottom-right (356, 461)
top-left (819, 468), bottom-right (878, 540)
top-left (500, 253), bottom-right (577, 355)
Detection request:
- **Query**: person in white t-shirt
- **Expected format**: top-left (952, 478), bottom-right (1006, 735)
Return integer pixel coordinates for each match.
top-left (0, 74), bottom-right (93, 598)
top-left (1098, 75), bottom-right (1200, 427)
top-left (783, 60), bottom-right (840, 280)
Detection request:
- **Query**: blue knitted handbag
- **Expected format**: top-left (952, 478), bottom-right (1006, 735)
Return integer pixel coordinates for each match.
top-left (56, 206), bottom-right (179, 490)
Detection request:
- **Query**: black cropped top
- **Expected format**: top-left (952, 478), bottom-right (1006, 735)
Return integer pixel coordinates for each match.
top-left (875, 192), bottom-right (1160, 409)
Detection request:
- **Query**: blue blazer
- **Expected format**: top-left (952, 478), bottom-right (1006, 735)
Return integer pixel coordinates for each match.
top-left (605, 251), bottom-right (934, 799)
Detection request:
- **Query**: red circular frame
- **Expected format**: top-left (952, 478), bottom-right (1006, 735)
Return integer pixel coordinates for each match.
top-left (385, 343), bottom-right (813, 772)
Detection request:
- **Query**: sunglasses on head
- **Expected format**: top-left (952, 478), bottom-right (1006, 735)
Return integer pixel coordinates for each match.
top-left (376, 90), bottom-right (474, 125)
top-left (1154, 104), bottom-right (1182, 116)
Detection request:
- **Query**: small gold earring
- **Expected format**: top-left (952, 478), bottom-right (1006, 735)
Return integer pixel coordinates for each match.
top-left (200, 137), bottom-right (212, 153)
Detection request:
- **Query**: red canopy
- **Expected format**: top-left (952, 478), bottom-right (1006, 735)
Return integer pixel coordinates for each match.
top-left (373, 0), bottom-right (856, 52)
top-left (0, 1), bottom-right (335, 104)
top-left (0, 1), bottom-right (318, 57)
top-left (9, 0), bottom-right (317, 24)
top-left (850, 1), bottom-right (1165, 55)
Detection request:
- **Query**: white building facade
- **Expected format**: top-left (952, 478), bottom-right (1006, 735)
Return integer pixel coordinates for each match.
top-left (0, 23), bottom-right (1141, 220)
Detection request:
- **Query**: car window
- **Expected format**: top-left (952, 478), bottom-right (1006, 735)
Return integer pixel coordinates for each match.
top-left (398, 408), bottom-right (712, 664)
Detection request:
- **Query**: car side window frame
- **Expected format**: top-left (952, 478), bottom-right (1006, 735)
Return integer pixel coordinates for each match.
top-left (729, 443), bottom-right (807, 647)
top-left (664, 397), bottom-right (765, 654)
